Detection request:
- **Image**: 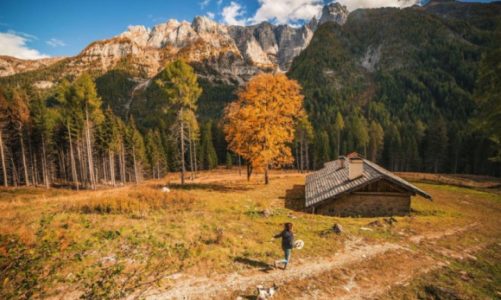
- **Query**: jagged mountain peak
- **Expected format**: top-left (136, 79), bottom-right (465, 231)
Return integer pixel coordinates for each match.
top-left (319, 2), bottom-right (349, 26)
top-left (0, 3), bottom-right (350, 81)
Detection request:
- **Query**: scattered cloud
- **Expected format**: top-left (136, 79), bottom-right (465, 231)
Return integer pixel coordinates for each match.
top-left (221, 1), bottom-right (246, 25)
top-left (207, 12), bottom-right (216, 19)
top-left (0, 32), bottom-right (48, 59)
top-left (217, 0), bottom-right (223, 5)
top-left (46, 38), bottom-right (66, 47)
top-left (336, 0), bottom-right (419, 11)
top-left (200, 0), bottom-right (211, 9)
top-left (252, 0), bottom-right (324, 25)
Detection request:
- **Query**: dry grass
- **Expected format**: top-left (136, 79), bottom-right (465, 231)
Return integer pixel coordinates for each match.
top-left (0, 169), bottom-right (499, 299)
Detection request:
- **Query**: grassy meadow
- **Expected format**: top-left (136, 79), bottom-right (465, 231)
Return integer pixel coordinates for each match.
top-left (0, 169), bottom-right (500, 299)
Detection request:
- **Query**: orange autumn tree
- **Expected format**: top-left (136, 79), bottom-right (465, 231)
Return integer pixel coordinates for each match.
top-left (224, 73), bottom-right (305, 184)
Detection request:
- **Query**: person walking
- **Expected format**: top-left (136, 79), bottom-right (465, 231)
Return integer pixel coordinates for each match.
top-left (273, 222), bottom-right (294, 270)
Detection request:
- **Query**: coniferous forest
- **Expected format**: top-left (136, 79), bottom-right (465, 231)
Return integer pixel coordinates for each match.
top-left (0, 4), bottom-right (500, 189)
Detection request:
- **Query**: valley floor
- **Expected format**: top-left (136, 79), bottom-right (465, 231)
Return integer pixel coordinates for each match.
top-left (0, 169), bottom-right (500, 299)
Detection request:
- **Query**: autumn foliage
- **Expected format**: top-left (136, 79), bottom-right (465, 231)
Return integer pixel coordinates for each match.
top-left (224, 73), bottom-right (305, 184)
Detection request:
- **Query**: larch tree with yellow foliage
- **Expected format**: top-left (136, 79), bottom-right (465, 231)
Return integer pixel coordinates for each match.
top-left (224, 73), bottom-right (305, 184)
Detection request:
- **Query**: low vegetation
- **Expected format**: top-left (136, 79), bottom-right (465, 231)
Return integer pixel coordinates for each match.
top-left (0, 170), bottom-right (499, 298)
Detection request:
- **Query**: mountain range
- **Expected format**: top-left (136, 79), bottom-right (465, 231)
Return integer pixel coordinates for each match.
top-left (0, 0), bottom-right (499, 175)
top-left (0, 3), bottom-right (349, 84)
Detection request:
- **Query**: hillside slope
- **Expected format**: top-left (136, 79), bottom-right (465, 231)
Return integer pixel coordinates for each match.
top-left (288, 0), bottom-right (501, 175)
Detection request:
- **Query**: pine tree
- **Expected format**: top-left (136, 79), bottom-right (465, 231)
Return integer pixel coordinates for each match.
top-left (145, 130), bottom-right (166, 179)
top-left (0, 89), bottom-right (9, 186)
top-left (71, 73), bottom-right (104, 189)
top-left (97, 108), bottom-right (121, 186)
top-left (426, 115), bottom-right (448, 173)
top-left (9, 88), bottom-right (31, 186)
top-left (31, 97), bottom-right (57, 188)
top-left (125, 116), bottom-right (146, 183)
top-left (314, 130), bottom-right (331, 168)
top-left (351, 114), bottom-right (369, 157)
top-left (295, 116), bottom-right (313, 172)
top-left (156, 60), bottom-right (202, 185)
top-left (368, 120), bottom-right (384, 162)
top-left (333, 112), bottom-right (345, 158)
top-left (199, 120), bottom-right (218, 170)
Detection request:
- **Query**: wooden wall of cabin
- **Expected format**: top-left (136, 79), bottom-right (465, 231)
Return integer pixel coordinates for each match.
top-left (314, 192), bottom-right (411, 217)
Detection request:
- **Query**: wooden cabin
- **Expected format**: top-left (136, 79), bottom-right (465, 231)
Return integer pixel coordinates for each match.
top-left (305, 153), bottom-right (432, 217)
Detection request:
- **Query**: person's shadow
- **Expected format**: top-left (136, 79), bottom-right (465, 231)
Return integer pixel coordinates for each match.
top-left (283, 184), bottom-right (306, 211)
top-left (234, 256), bottom-right (274, 272)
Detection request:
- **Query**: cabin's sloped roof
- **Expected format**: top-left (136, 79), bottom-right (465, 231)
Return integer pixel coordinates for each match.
top-left (305, 158), bottom-right (432, 208)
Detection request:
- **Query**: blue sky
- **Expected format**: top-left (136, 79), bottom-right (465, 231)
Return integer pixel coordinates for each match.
top-left (0, 0), bottom-right (495, 59)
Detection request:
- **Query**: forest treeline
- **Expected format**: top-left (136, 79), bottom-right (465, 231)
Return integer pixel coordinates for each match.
top-left (287, 7), bottom-right (501, 176)
top-left (0, 61), bottom-right (220, 188)
top-left (0, 4), bottom-right (500, 187)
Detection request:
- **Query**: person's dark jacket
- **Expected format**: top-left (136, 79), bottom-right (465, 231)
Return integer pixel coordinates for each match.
top-left (275, 230), bottom-right (294, 249)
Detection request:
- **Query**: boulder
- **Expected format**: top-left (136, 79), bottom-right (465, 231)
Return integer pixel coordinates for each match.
top-left (332, 223), bottom-right (343, 234)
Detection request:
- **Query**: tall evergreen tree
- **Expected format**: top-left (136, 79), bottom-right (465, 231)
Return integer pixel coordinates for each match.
top-left (426, 115), bottom-right (448, 173)
top-left (333, 112), bottom-right (345, 158)
top-left (368, 120), bottom-right (384, 162)
top-left (156, 60), bottom-right (202, 184)
top-left (125, 117), bottom-right (146, 184)
top-left (145, 130), bottom-right (167, 179)
top-left (9, 88), bottom-right (31, 186)
top-left (199, 120), bottom-right (218, 170)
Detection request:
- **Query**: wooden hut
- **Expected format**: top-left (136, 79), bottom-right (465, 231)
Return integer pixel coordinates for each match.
top-left (305, 153), bottom-right (431, 217)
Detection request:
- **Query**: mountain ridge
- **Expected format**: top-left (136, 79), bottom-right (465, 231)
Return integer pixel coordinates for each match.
top-left (0, 3), bottom-right (349, 83)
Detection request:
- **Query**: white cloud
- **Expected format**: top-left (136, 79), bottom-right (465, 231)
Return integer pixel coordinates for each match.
top-left (221, 1), bottom-right (246, 25)
top-left (46, 38), bottom-right (66, 47)
top-left (251, 0), bottom-right (324, 25)
top-left (207, 12), bottom-right (216, 19)
top-left (336, 0), bottom-right (419, 11)
top-left (217, 0), bottom-right (223, 5)
top-left (0, 32), bottom-right (48, 60)
top-left (200, 0), bottom-right (210, 9)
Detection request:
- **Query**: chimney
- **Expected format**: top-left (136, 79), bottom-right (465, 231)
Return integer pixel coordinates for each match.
top-left (348, 157), bottom-right (363, 180)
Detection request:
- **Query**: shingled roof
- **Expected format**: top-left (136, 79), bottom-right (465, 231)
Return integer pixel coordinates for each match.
top-left (305, 156), bottom-right (432, 208)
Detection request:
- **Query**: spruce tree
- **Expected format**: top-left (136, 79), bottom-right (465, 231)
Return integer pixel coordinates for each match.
top-left (199, 120), bottom-right (218, 170)
top-left (156, 60), bottom-right (202, 184)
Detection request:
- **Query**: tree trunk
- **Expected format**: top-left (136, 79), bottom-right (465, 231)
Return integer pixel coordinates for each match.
top-left (246, 164), bottom-right (252, 181)
top-left (264, 165), bottom-right (269, 185)
top-left (0, 131), bottom-right (7, 187)
top-left (41, 136), bottom-right (50, 188)
top-left (188, 126), bottom-right (194, 181)
top-left (305, 141), bottom-right (310, 171)
top-left (120, 143), bottom-right (126, 184)
top-left (295, 141), bottom-right (300, 172)
top-left (238, 155), bottom-right (242, 176)
top-left (337, 131), bottom-right (341, 159)
top-left (85, 105), bottom-right (96, 189)
top-left (179, 120), bottom-right (186, 185)
top-left (132, 147), bottom-right (138, 184)
top-left (67, 123), bottom-right (79, 190)
top-left (11, 156), bottom-right (18, 187)
top-left (109, 150), bottom-right (116, 187)
top-left (193, 140), bottom-right (198, 177)
top-left (28, 133), bottom-right (36, 186)
top-left (19, 130), bottom-right (30, 186)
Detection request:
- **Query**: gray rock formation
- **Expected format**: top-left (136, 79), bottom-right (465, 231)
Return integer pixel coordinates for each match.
top-left (319, 3), bottom-right (349, 26)
top-left (1, 3), bottom-right (350, 83)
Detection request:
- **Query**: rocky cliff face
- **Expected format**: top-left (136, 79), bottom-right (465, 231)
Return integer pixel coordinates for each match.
top-left (0, 3), bottom-right (349, 83)
top-left (0, 56), bottom-right (64, 77)
top-left (318, 3), bottom-right (349, 26)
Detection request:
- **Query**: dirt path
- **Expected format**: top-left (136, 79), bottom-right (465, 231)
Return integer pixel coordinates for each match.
top-left (141, 238), bottom-right (405, 300)
top-left (138, 223), bottom-right (480, 300)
